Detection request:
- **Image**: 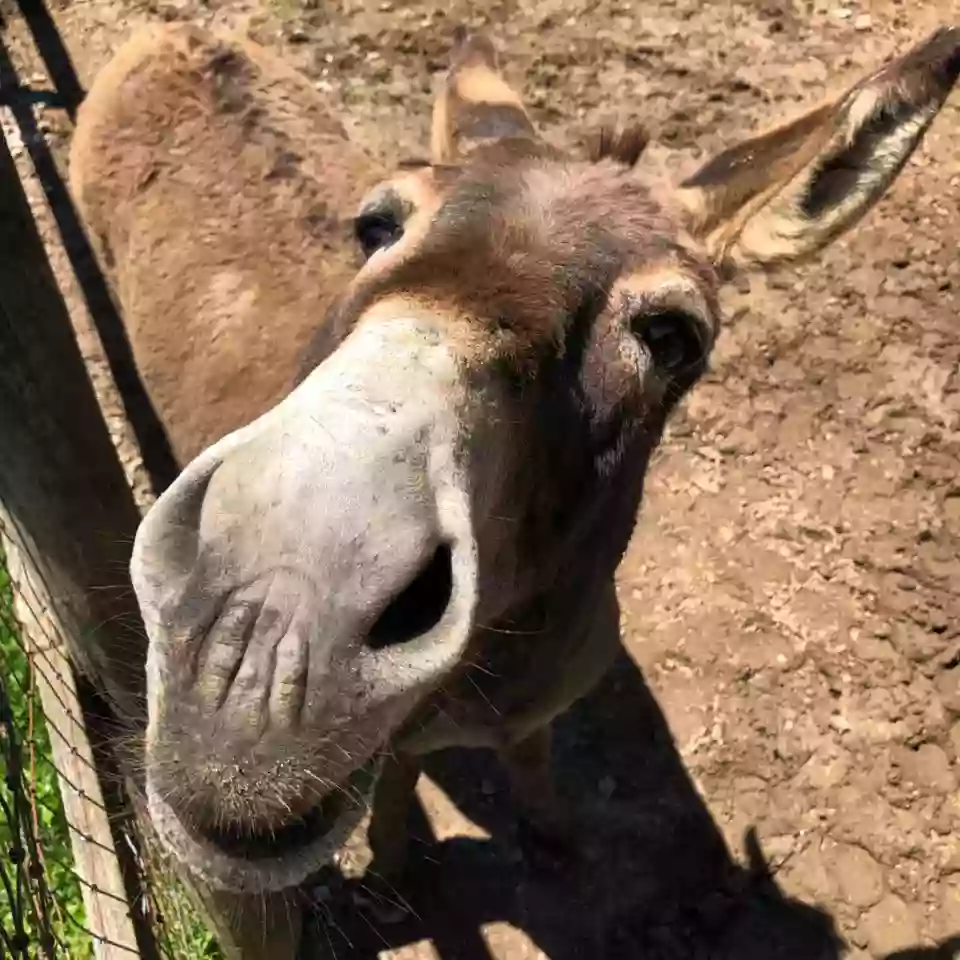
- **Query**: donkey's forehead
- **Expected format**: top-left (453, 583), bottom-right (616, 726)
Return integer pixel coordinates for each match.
top-left (349, 155), bottom-right (717, 361)
top-left (420, 153), bottom-right (701, 285)
top-left (521, 159), bottom-right (689, 257)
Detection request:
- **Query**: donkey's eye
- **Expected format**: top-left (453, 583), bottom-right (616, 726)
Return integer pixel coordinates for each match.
top-left (354, 212), bottom-right (403, 259)
top-left (631, 310), bottom-right (705, 375)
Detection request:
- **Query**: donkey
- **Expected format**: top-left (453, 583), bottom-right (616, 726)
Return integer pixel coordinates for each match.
top-left (71, 22), bottom-right (960, 895)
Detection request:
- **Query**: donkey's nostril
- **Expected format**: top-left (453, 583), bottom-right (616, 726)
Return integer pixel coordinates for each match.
top-left (367, 544), bottom-right (454, 650)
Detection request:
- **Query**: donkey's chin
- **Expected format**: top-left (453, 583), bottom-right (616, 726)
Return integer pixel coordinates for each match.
top-left (145, 758), bottom-right (382, 894)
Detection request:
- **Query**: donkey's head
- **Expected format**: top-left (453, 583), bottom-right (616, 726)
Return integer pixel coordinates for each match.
top-left (132, 25), bottom-right (960, 892)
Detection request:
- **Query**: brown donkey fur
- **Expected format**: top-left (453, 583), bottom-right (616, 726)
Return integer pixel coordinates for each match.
top-left (72, 21), bottom-right (960, 901)
top-left (70, 24), bottom-right (384, 465)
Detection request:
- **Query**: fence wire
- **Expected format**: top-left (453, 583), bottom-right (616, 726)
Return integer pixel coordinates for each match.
top-left (1, 548), bottom-right (88, 958)
top-left (0, 530), bottom-right (221, 959)
top-left (0, 32), bottom-right (221, 955)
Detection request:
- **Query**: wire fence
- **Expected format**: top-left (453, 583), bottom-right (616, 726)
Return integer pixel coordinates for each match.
top-left (0, 12), bottom-right (221, 948)
top-left (0, 557), bottom-right (61, 958)
top-left (0, 519), bottom-right (221, 960)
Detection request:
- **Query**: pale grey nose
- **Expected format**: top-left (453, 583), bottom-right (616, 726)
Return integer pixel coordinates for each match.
top-left (131, 394), bottom-right (475, 841)
top-left (133, 317), bottom-right (478, 861)
top-left (144, 417), bottom-right (454, 665)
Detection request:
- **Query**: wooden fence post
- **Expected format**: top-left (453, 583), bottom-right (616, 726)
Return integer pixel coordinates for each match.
top-left (1, 523), bottom-right (144, 960)
top-left (0, 86), bottom-right (303, 960)
top-left (0, 124), bottom-right (148, 719)
top-left (0, 106), bottom-right (150, 957)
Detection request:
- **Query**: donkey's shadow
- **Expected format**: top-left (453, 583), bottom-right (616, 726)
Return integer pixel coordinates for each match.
top-left (301, 652), bottom-right (845, 959)
top-left (885, 941), bottom-right (960, 960)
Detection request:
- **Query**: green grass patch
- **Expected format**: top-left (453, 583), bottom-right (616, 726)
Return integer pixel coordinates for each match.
top-left (138, 839), bottom-right (222, 959)
top-left (0, 551), bottom-right (94, 958)
top-left (0, 548), bottom-right (221, 958)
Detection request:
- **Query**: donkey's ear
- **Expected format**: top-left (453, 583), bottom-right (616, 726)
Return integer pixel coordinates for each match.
top-left (677, 26), bottom-right (960, 269)
top-left (431, 26), bottom-right (538, 164)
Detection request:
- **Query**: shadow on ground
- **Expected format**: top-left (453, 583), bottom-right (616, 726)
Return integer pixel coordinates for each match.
top-left (301, 651), bottom-right (847, 959)
top-left (884, 939), bottom-right (960, 960)
top-left (1, 0), bottom-right (179, 493)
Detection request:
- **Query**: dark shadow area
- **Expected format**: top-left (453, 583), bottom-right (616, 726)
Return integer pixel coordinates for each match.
top-left (884, 938), bottom-right (960, 960)
top-left (302, 652), bottom-right (846, 960)
top-left (11, 0), bottom-right (83, 121)
top-left (1, 0), bottom-right (179, 494)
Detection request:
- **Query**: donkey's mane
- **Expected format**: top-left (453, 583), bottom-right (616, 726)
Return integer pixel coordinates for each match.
top-left (587, 123), bottom-right (650, 168)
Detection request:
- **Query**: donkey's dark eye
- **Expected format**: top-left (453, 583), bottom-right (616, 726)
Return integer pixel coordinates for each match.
top-left (354, 212), bottom-right (403, 259)
top-left (632, 310), bottom-right (705, 375)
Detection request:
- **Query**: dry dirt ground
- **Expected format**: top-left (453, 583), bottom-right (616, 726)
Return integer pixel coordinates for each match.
top-left (3, 0), bottom-right (960, 958)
